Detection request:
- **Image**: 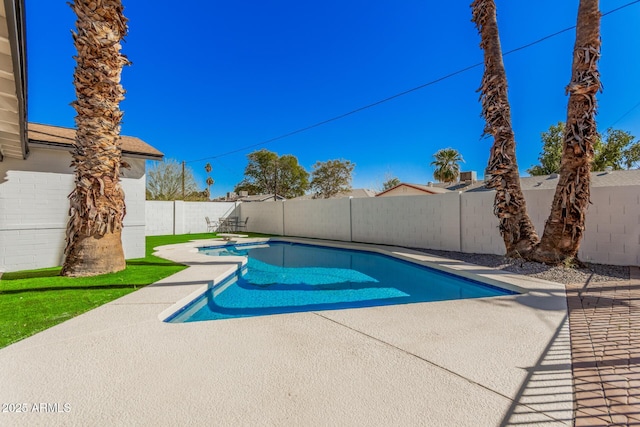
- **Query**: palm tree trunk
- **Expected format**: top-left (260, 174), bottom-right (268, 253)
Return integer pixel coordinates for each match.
top-left (531, 0), bottom-right (601, 264)
top-left (471, 0), bottom-right (539, 257)
top-left (61, 0), bottom-right (130, 276)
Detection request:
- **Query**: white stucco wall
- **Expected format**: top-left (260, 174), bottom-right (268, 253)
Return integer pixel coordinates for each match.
top-left (0, 147), bottom-right (147, 272)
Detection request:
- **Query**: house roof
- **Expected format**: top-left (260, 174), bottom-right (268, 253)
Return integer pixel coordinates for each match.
top-left (0, 0), bottom-right (28, 161)
top-left (27, 122), bottom-right (164, 160)
top-left (238, 194), bottom-right (285, 202)
top-left (375, 183), bottom-right (450, 197)
top-left (442, 169), bottom-right (640, 193)
top-left (292, 188), bottom-right (376, 200)
top-left (520, 170), bottom-right (640, 189)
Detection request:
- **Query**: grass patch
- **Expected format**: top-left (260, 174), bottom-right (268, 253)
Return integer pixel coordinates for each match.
top-left (0, 232), bottom-right (271, 348)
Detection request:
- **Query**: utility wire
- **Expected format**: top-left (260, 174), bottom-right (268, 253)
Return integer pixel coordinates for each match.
top-left (606, 100), bottom-right (640, 128)
top-left (187, 0), bottom-right (640, 164)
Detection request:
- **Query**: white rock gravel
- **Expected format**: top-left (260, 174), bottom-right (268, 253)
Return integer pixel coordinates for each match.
top-left (416, 249), bottom-right (630, 285)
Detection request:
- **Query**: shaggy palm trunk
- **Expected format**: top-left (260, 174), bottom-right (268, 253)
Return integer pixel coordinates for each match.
top-left (532, 0), bottom-right (601, 264)
top-left (61, 0), bottom-right (130, 276)
top-left (471, 0), bottom-right (539, 257)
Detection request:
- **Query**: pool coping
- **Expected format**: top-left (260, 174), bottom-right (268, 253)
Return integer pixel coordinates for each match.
top-left (0, 236), bottom-right (574, 426)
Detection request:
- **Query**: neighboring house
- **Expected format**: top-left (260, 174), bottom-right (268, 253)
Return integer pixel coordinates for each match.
top-left (450, 170), bottom-right (640, 193)
top-left (376, 183), bottom-right (450, 197)
top-left (220, 191), bottom-right (285, 202)
top-left (238, 194), bottom-right (286, 202)
top-left (1, 123), bottom-right (163, 272)
top-left (293, 188), bottom-right (376, 200)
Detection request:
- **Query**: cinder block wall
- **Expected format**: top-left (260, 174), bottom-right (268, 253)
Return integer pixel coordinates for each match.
top-left (145, 200), bottom-right (238, 236)
top-left (580, 186), bottom-right (640, 265)
top-left (284, 198), bottom-right (351, 241)
top-left (239, 201), bottom-right (284, 235)
top-left (0, 148), bottom-right (146, 272)
top-left (176, 201), bottom-right (237, 234)
top-left (237, 187), bottom-right (640, 267)
top-left (352, 193), bottom-right (461, 251)
top-left (144, 201), bottom-right (174, 236)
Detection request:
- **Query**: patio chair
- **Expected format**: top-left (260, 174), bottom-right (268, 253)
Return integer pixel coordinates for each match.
top-left (205, 216), bottom-right (217, 232)
top-left (236, 217), bottom-right (249, 231)
top-left (218, 217), bottom-right (230, 232)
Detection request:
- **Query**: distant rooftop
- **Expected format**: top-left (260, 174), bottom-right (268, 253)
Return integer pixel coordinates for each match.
top-left (438, 169), bottom-right (640, 193)
top-left (293, 188), bottom-right (376, 200)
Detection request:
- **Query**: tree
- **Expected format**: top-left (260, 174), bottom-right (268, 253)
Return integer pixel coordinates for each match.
top-left (310, 159), bottom-right (355, 198)
top-left (205, 176), bottom-right (215, 198)
top-left (430, 148), bottom-right (464, 184)
top-left (592, 128), bottom-right (640, 171)
top-left (471, 0), bottom-right (539, 257)
top-left (528, 123), bottom-right (640, 175)
top-left (527, 122), bottom-right (564, 176)
top-left (235, 149), bottom-right (309, 198)
top-left (204, 163), bottom-right (214, 199)
top-left (146, 159), bottom-right (201, 200)
top-left (382, 177), bottom-right (400, 191)
top-left (532, 0), bottom-right (602, 264)
top-left (62, 0), bottom-right (130, 276)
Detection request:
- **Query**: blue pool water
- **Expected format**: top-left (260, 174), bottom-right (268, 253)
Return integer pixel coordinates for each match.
top-left (166, 242), bottom-right (516, 323)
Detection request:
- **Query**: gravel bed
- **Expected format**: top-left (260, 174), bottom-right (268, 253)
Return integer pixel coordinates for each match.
top-left (415, 249), bottom-right (630, 285)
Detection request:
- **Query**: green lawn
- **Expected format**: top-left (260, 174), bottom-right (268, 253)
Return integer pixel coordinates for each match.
top-left (0, 232), bottom-right (271, 349)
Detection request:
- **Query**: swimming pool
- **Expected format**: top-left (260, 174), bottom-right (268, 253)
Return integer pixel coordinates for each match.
top-left (165, 241), bottom-right (516, 323)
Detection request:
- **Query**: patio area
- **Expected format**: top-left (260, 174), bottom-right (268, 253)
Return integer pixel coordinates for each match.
top-left (0, 237), bottom-right (617, 426)
top-left (567, 268), bottom-right (640, 426)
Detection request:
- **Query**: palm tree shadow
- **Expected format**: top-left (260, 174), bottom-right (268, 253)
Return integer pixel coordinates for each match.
top-left (126, 260), bottom-right (184, 267)
top-left (1, 270), bottom-right (62, 280)
top-left (1, 284), bottom-right (145, 295)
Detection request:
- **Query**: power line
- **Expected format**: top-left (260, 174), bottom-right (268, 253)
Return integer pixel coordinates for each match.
top-left (606, 100), bottom-right (640, 128)
top-left (187, 0), bottom-right (640, 164)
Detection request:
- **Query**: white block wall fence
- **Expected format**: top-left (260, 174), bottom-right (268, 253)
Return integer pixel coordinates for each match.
top-left (0, 148), bottom-right (147, 272)
top-left (145, 201), bottom-right (238, 236)
top-left (3, 173), bottom-right (638, 272)
top-left (236, 186), bottom-right (640, 267)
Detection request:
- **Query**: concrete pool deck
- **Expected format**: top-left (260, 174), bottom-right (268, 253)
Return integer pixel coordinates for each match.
top-left (1, 238), bottom-right (573, 426)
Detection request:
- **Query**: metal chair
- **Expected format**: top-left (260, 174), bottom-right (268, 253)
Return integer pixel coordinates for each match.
top-left (218, 217), bottom-right (231, 232)
top-left (236, 217), bottom-right (249, 231)
top-left (205, 216), bottom-right (217, 232)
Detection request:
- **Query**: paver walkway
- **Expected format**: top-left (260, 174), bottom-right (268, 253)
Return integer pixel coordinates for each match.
top-left (567, 267), bottom-right (640, 426)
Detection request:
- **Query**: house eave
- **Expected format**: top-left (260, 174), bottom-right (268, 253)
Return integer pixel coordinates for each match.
top-left (0, 0), bottom-right (28, 161)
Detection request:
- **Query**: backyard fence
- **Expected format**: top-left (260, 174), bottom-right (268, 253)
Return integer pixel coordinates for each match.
top-left (143, 185), bottom-right (640, 266)
top-left (235, 186), bottom-right (640, 267)
top-left (145, 201), bottom-right (239, 236)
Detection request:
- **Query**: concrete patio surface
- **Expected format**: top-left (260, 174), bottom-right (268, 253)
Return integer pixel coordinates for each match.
top-left (1, 238), bottom-right (573, 426)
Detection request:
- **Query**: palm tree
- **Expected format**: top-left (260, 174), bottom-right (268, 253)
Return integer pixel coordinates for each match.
top-left (532, 0), bottom-right (601, 264)
top-left (431, 148), bottom-right (464, 184)
top-left (206, 176), bottom-right (215, 198)
top-left (61, 0), bottom-right (130, 276)
top-left (471, 0), bottom-right (539, 257)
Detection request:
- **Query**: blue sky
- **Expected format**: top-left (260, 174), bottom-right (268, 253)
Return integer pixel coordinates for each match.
top-left (26, 0), bottom-right (640, 197)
